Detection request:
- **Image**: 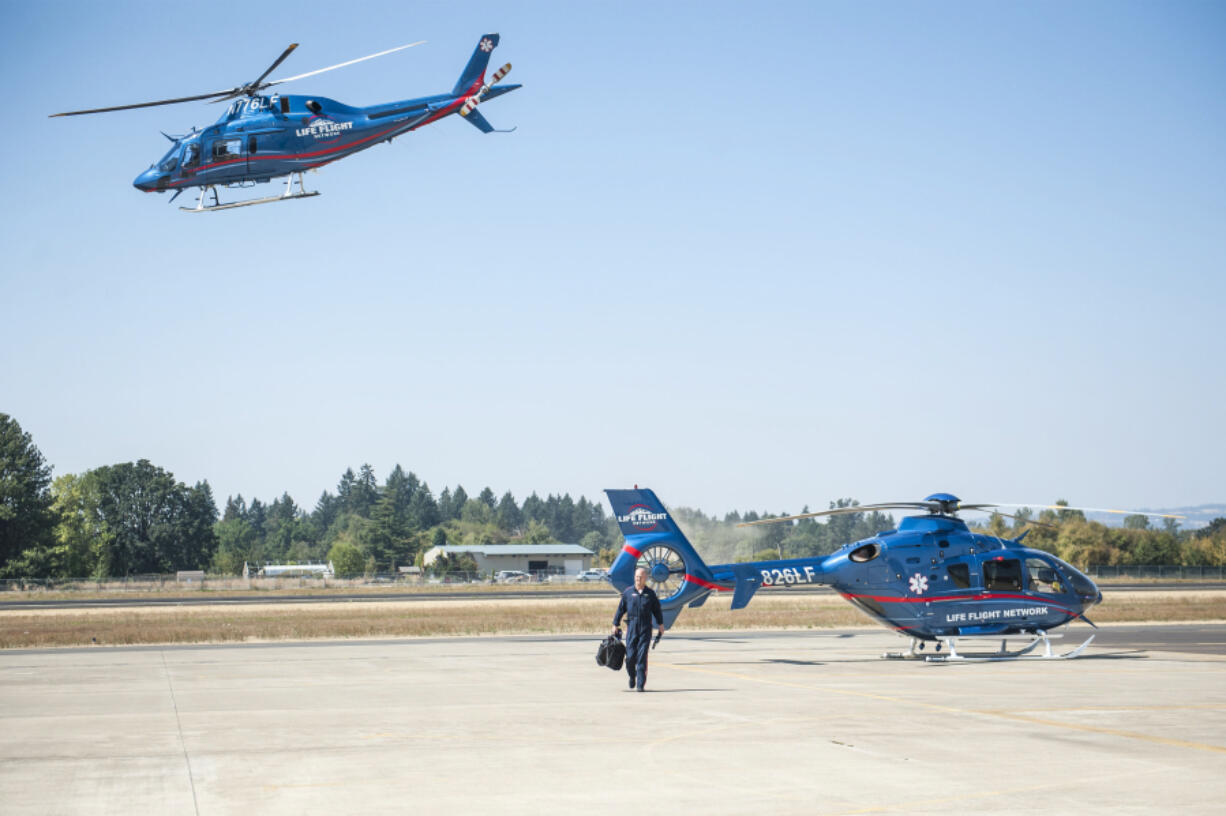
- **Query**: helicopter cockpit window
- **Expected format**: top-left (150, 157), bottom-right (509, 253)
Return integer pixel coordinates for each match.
top-left (1026, 558), bottom-right (1065, 594)
top-left (947, 563), bottom-right (970, 589)
top-left (983, 558), bottom-right (1022, 591)
top-left (183, 143), bottom-right (201, 169)
top-left (157, 147), bottom-right (178, 173)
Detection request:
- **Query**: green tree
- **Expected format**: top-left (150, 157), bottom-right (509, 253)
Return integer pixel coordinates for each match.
top-left (327, 539), bottom-right (365, 576)
top-left (211, 516), bottom-right (257, 575)
top-left (408, 480), bottom-right (440, 529)
top-left (90, 460), bottom-right (218, 575)
top-left (0, 414), bottom-right (55, 575)
top-left (496, 491), bottom-right (522, 532)
top-left (347, 464), bottom-right (379, 517)
top-left (47, 473), bottom-right (104, 577)
top-left (365, 466), bottom-right (417, 570)
top-left (460, 498), bottom-right (493, 525)
top-left (1123, 514), bottom-right (1150, 530)
top-left (443, 485), bottom-right (468, 521)
top-left (522, 519), bottom-right (554, 544)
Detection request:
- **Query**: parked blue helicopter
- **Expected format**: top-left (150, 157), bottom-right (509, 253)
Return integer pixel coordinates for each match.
top-left (50, 34), bottom-right (520, 211)
top-left (606, 488), bottom-right (1180, 661)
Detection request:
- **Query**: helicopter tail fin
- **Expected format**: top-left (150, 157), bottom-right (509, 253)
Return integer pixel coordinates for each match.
top-left (452, 33), bottom-right (501, 96)
top-left (605, 488), bottom-right (724, 630)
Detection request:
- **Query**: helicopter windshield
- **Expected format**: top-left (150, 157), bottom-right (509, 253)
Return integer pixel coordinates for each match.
top-left (156, 145), bottom-right (179, 173)
top-left (1051, 557), bottom-right (1099, 600)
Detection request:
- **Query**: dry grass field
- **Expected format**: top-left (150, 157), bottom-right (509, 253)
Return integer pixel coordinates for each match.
top-left (2, 590), bottom-right (1223, 649)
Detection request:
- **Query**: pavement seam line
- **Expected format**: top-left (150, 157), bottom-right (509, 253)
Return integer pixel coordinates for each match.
top-left (162, 652), bottom-right (201, 816)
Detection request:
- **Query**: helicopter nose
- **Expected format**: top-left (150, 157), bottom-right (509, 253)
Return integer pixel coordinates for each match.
top-left (133, 169), bottom-right (161, 192)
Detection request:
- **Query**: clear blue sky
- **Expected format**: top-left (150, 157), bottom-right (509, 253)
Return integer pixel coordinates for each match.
top-left (2, 1), bottom-right (1223, 518)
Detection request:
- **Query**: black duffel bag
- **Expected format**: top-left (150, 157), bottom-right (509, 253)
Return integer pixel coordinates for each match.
top-left (596, 631), bottom-right (625, 671)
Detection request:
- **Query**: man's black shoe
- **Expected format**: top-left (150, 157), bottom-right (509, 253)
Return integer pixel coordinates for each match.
top-left (628, 677), bottom-right (635, 689)
top-left (637, 686), bottom-right (645, 692)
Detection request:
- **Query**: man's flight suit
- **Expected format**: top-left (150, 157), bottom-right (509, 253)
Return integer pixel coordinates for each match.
top-left (613, 584), bottom-right (663, 691)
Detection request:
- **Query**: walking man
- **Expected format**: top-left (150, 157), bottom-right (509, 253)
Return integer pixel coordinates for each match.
top-left (612, 566), bottom-right (664, 692)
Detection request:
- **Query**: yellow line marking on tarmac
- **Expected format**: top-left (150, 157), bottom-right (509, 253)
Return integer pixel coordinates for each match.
top-left (659, 662), bottom-right (1226, 755)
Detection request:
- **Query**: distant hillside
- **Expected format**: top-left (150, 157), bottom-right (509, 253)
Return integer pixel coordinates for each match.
top-left (1086, 504), bottom-right (1226, 531)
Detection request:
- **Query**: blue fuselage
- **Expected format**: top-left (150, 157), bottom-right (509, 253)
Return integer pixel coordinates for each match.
top-left (710, 516), bottom-right (1103, 639)
top-left (133, 85), bottom-right (518, 192)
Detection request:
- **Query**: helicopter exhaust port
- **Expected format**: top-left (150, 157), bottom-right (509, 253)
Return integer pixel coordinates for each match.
top-left (849, 543), bottom-right (880, 563)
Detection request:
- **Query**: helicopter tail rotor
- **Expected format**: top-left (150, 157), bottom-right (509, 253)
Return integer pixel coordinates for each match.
top-left (460, 63), bottom-right (512, 117)
top-left (606, 488), bottom-right (720, 628)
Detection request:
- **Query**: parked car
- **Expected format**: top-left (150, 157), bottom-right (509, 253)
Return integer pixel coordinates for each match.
top-left (494, 570), bottom-right (531, 584)
top-left (576, 569), bottom-right (610, 582)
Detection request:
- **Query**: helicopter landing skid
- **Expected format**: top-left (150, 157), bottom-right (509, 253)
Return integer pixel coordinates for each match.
top-left (180, 173), bottom-right (319, 212)
top-left (883, 630), bottom-right (1095, 662)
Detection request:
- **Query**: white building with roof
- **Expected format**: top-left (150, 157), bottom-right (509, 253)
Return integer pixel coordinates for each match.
top-left (421, 543), bottom-right (595, 576)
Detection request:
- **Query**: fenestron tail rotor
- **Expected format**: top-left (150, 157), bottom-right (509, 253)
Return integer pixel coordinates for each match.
top-left (636, 544), bottom-right (688, 602)
top-left (50, 40), bottom-right (425, 118)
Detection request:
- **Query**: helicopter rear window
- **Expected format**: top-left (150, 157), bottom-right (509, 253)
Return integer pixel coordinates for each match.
top-left (983, 558), bottom-right (1022, 591)
top-left (213, 139), bottom-right (243, 160)
top-left (947, 563), bottom-right (970, 589)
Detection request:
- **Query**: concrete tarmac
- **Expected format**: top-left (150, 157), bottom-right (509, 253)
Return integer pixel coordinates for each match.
top-left (2, 625), bottom-right (1224, 815)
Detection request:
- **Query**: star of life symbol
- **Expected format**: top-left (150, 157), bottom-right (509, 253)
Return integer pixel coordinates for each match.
top-left (909, 573), bottom-right (928, 594)
top-left (480, 38), bottom-right (494, 52)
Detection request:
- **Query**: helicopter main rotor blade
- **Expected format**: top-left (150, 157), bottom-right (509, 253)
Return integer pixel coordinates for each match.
top-left (263, 40), bottom-right (425, 88)
top-left (50, 39), bottom-right (424, 118)
top-left (986, 503), bottom-right (1185, 520)
top-left (737, 502), bottom-right (931, 528)
top-left (50, 90), bottom-right (236, 117)
top-left (238, 42), bottom-right (300, 96)
top-left (987, 510), bottom-right (1057, 529)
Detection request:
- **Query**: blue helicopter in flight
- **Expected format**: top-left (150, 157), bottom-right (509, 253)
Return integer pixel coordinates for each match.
top-left (606, 488), bottom-right (1181, 661)
top-left (51, 34), bottom-right (520, 212)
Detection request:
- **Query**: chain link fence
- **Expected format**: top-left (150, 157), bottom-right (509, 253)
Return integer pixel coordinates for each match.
top-left (1083, 565), bottom-right (1226, 580)
top-left (0, 569), bottom-right (614, 593)
top-left (6, 565), bottom-right (1215, 594)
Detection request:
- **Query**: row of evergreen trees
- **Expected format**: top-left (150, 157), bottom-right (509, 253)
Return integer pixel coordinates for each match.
top-left (212, 463), bottom-right (616, 576)
top-left (3, 413), bottom-right (1225, 579)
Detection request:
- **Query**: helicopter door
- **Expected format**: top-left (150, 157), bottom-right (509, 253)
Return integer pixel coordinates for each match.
top-left (923, 555), bottom-right (976, 630)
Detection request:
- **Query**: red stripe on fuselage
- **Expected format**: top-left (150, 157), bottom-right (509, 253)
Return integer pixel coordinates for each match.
top-left (838, 590), bottom-right (1073, 614)
top-left (622, 544), bottom-right (642, 559)
top-left (162, 108), bottom-right (456, 188)
top-left (685, 575), bottom-right (730, 591)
